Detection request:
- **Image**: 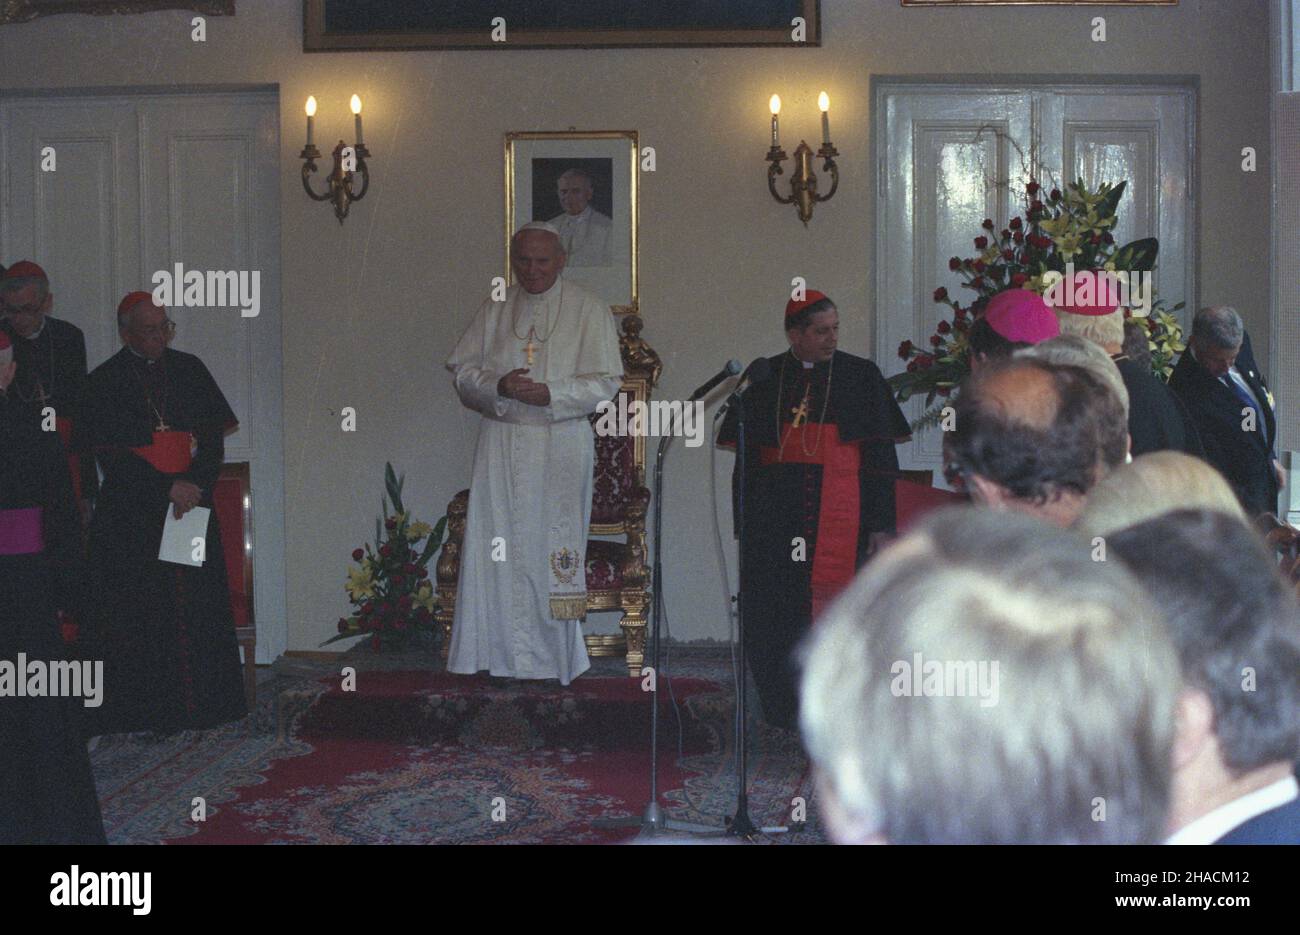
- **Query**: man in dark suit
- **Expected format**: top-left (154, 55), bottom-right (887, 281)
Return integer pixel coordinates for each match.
top-left (1169, 306), bottom-right (1281, 517)
top-left (1110, 510), bottom-right (1300, 845)
top-left (0, 261), bottom-right (97, 521)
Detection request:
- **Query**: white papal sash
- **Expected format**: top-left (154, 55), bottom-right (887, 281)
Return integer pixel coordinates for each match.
top-left (546, 432), bottom-right (588, 621)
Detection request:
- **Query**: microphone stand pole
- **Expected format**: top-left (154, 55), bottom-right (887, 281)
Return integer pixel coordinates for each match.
top-left (721, 388), bottom-right (758, 838)
top-left (594, 419), bottom-right (720, 838)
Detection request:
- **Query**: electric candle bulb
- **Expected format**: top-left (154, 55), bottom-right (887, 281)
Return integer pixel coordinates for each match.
top-left (769, 94), bottom-right (781, 147)
top-left (351, 94), bottom-right (364, 146)
top-left (818, 91), bottom-right (831, 145)
top-left (305, 95), bottom-right (316, 146)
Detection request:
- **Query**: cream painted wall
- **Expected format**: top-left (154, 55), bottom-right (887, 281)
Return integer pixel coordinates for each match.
top-left (1, 0), bottom-right (1272, 651)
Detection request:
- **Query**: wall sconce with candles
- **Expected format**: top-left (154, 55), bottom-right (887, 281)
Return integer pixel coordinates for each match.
top-left (766, 91), bottom-right (839, 226)
top-left (300, 94), bottom-right (371, 224)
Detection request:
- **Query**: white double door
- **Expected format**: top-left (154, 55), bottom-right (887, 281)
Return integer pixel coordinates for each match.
top-left (0, 89), bottom-right (286, 662)
top-left (874, 82), bottom-right (1194, 473)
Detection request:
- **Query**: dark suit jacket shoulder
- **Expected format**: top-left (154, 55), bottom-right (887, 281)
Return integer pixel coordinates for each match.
top-left (1214, 796), bottom-right (1300, 845)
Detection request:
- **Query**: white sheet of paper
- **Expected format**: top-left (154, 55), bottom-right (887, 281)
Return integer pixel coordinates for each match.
top-left (159, 506), bottom-right (211, 567)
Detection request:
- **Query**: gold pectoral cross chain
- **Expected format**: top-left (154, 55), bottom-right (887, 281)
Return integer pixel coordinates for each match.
top-left (524, 328), bottom-right (538, 367)
top-left (790, 390), bottom-right (811, 428)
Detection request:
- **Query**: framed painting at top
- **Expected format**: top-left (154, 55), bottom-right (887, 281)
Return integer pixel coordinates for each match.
top-left (0, 1), bottom-right (233, 25)
top-left (901, 1), bottom-right (1174, 5)
top-left (505, 131), bottom-right (638, 317)
top-left (304, 0), bottom-right (820, 51)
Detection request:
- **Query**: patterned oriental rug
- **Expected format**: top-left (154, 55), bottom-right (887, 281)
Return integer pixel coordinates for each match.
top-left (89, 653), bottom-right (826, 845)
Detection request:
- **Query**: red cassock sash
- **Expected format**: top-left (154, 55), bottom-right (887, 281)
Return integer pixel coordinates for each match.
top-left (759, 423), bottom-right (862, 622)
top-left (54, 417), bottom-right (83, 501)
top-left (130, 430), bottom-right (193, 474)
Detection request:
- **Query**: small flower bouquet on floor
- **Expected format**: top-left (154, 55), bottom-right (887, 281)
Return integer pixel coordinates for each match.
top-left (324, 462), bottom-right (447, 652)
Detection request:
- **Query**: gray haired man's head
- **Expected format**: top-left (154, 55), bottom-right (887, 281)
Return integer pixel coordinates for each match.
top-left (1192, 306), bottom-right (1244, 351)
top-left (799, 506), bottom-right (1180, 844)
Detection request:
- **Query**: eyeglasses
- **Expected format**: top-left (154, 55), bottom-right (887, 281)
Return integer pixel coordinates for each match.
top-left (132, 319), bottom-right (177, 338)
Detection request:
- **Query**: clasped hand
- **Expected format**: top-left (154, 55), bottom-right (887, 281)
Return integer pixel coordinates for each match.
top-left (169, 480), bottom-right (202, 519)
top-left (497, 368), bottom-right (551, 407)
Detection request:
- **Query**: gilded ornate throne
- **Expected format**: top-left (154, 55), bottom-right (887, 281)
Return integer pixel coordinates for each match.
top-left (436, 314), bottom-right (662, 676)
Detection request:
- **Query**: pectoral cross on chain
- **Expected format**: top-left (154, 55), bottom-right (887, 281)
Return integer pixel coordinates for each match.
top-left (156, 417), bottom-right (170, 432)
top-left (523, 332), bottom-right (537, 367)
top-left (790, 389), bottom-right (811, 428)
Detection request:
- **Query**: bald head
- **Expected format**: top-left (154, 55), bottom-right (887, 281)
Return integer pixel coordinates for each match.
top-left (947, 358), bottom-right (1113, 515)
top-left (510, 226), bottom-right (567, 294)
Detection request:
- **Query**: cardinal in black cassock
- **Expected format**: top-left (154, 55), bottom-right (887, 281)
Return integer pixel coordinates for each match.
top-left (80, 291), bottom-right (246, 736)
top-left (0, 350), bottom-right (106, 843)
top-left (0, 260), bottom-right (98, 508)
top-left (719, 291), bottom-right (911, 729)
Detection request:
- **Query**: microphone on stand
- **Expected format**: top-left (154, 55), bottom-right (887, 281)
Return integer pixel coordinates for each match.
top-left (689, 359), bottom-right (743, 402)
top-left (722, 357), bottom-right (773, 404)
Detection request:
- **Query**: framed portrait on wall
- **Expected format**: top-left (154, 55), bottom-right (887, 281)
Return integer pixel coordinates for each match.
top-left (0, 1), bottom-right (233, 24)
top-left (304, 1), bottom-right (819, 50)
top-left (505, 131), bottom-right (638, 316)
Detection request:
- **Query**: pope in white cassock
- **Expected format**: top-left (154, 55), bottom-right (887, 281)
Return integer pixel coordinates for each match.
top-left (446, 222), bottom-right (624, 684)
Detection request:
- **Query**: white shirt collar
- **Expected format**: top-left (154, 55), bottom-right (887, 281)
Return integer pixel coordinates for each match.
top-left (17, 319), bottom-right (45, 341)
top-left (1165, 775), bottom-right (1298, 844)
top-left (560, 206), bottom-right (592, 225)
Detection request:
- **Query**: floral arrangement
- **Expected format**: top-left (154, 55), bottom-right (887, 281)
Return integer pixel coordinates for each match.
top-left (889, 178), bottom-right (1185, 429)
top-left (325, 463), bottom-right (447, 652)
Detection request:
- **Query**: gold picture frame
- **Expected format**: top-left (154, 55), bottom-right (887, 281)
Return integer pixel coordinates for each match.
top-left (504, 131), bottom-right (639, 317)
top-left (0, 1), bottom-right (233, 25)
top-left (901, 1), bottom-right (1174, 5)
top-left (304, 1), bottom-right (819, 51)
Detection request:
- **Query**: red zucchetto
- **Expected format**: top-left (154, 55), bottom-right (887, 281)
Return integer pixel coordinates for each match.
top-left (785, 290), bottom-right (831, 322)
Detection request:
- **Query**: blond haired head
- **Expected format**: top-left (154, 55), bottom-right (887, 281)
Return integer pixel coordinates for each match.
top-left (1075, 451), bottom-right (1246, 539)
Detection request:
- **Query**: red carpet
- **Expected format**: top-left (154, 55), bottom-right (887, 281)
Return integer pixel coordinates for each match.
top-left (165, 671), bottom-right (742, 844)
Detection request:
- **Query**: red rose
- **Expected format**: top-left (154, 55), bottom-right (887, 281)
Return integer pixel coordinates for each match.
top-left (1030, 200), bottom-right (1044, 213)
top-left (1026, 181), bottom-right (1040, 195)
top-left (1001, 229), bottom-right (1011, 240)
top-left (362, 601), bottom-right (374, 615)
top-left (1002, 249), bottom-right (1014, 261)
top-left (1050, 188), bottom-right (1062, 201)
top-left (385, 517), bottom-right (397, 530)
top-left (352, 548), bottom-right (364, 562)
top-left (1009, 217), bottom-right (1022, 230)
top-left (1011, 273), bottom-right (1028, 287)
top-left (981, 218), bottom-right (994, 230)
top-left (1090, 233), bottom-right (1101, 244)
top-left (379, 545), bottom-right (392, 558)
top-left (973, 260), bottom-right (986, 273)
top-left (403, 563), bottom-right (418, 575)
top-left (974, 236), bottom-right (988, 250)
top-left (906, 359), bottom-right (919, 373)
top-left (398, 594), bottom-right (413, 609)
top-left (1102, 232), bottom-right (1114, 244)
top-left (898, 340), bottom-right (915, 359)
top-left (971, 277), bottom-right (985, 289)
top-left (933, 287), bottom-right (948, 301)
top-left (948, 257), bottom-right (961, 271)
top-left (955, 318), bottom-right (970, 333)
top-left (1013, 231), bottom-right (1024, 244)
top-left (418, 565), bottom-right (429, 579)
top-left (938, 320), bottom-right (952, 335)
top-left (917, 355), bottom-right (934, 370)
top-left (930, 335), bottom-right (943, 347)
top-left (954, 306), bottom-right (968, 320)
